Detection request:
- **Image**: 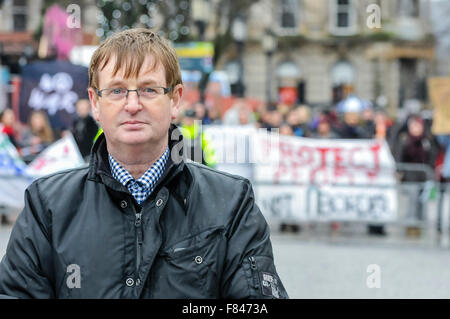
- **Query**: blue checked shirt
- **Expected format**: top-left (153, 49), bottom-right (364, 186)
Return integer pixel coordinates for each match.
top-left (108, 148), bottom-right (169, 205)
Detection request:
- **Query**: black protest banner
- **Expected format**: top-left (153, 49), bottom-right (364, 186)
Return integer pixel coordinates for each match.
top-left (19, 60), bottom-right (89, 130)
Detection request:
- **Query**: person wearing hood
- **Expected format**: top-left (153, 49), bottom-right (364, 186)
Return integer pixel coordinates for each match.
top-left (398, 115), bottom-right (433, 182)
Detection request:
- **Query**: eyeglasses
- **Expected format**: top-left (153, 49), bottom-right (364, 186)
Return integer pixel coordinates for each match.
top-left (95, 86), bottom-right (173, 102)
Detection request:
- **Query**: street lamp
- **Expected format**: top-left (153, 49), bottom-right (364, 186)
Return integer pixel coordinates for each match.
top-left (191, 0), bottom-right (209, 41)
top-left (231, 16), bottom-right (247, 97)
top-left (262, 29), bottom-right (277, 104)
top-left (191, 0), bottom-right (211, 103)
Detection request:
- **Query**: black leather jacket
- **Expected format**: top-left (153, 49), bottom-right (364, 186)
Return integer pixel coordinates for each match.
top-left (0, 126), bottom-right (288, 299)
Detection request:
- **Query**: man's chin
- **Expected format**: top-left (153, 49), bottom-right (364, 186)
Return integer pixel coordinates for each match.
top-left (114, 131), bottom-right (152, 145)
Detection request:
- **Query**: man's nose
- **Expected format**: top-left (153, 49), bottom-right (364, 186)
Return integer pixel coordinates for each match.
top-left (124, 90), bottom-right (142, 113)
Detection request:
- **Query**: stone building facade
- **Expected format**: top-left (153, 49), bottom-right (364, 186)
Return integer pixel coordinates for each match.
top-left (0, 0), bottom-right (437, 117)
top-left (219, 0), bottom-right (435, 117)
top-left (0, 0), bottom-right (99, 73)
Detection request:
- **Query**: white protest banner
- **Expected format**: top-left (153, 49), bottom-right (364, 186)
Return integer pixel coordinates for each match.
top-left (0, 130), bottom-right (29, 176)
top-left (0, 175), bottom-right (31, 211)
top-left (254, 133), bottom-right (396, 185)
top-left (256, 184), bottom-right (397, 223)
top-left (308, 185), bottom-right (397, 221)
top-left (26, 132), bottom-right (85, 177)
top-left (203, 125), bottom-right (398, 222)
top-left (253, 134), bottom-right (398, 222)
top-left (257, 185), bottom-right (309, 222)
top-left (0, 131), bottom-right (32, 210)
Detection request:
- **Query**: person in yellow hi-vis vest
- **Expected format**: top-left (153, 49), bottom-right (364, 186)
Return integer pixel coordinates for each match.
top-left (94, 127), bottom-right (103, 142)
top-left (180, 109), bottom-right (216, 168)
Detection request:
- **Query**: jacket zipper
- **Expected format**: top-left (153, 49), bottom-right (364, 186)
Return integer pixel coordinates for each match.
top-left (135, 211), bottom-right (143, 274)
top-left (248, 256), bottom-right (259, 289)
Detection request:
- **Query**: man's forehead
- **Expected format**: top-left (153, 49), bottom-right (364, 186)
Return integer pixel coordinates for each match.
top-left (98, 54), bottom-right (166, 86)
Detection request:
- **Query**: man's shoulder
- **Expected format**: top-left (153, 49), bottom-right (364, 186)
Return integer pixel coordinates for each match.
top-left (184, 161), bottom-right (251, 188)
top-left (30, 165), bottom-right (90, 192)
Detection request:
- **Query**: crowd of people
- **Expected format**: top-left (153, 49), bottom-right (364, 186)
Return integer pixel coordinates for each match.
top-left (173, 96), bottom-right (447, 184)
top-left (0, 98), bottom-right (98, 164)
top-left (1, 94), bottom-right (448, 184)
top-left (1, 92), bottom-right (450, 236)
top-left (170, 96), bottom-right (449, 236)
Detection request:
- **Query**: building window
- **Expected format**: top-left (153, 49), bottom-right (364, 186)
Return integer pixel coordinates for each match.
top-left (330, 0), bottom-right (357, 36)
top-left (332, 60), bottom-right (354, 85)
top-left (278, 0), bottom-right (299, 34)
top-left (397, 0), bottom-right (419, 17)
top-left (12, 0), bottom-right (28, 31)
top-left (225, 60), bottom-right (245, 96)
top-left (276, 61), bottom-right (303, 105)
top-left (331, 60), bottom-right (355, 103)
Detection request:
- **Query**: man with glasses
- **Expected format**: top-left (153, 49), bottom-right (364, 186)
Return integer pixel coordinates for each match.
top-left (0, 28), bottom-right (287, 299)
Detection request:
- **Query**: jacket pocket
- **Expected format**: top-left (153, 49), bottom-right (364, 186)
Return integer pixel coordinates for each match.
top-left (150, 227), bottom-right (225, 298)
top-left (163, 227), bottom-right (224, 258)
top-left (244, 255), bottom-right (289, 299)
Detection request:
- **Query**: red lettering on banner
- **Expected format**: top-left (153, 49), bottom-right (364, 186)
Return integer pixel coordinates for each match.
top-left (271, 140), bottom-right (386, 184)
top-left (365, 143), bottom-right (381, 179)
top-left (310, 147), bottom-right (330, 184)
top-left (274, 143), bottom-right (315, 183)
top-left (292, 146), bottom-right (314, 182)
top-left (273, 141), bottom-right (292, 183)
top-left (279, 141), bottom-right (293, 158)
top-left (32, 158), bottom-right (47, 170)
top-left (332, 147), bottom-right (354, 184)
top-left (295, 146), bottom-right (314, 166)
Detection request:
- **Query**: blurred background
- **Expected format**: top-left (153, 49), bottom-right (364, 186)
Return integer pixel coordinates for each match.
top-left (2, 0), bottom-right (450, 298)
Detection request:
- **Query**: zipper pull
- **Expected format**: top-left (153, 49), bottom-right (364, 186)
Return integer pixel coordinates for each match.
top-left (135, 212), bottom-right (143, 246)
top-left (249, 256), bottom-right (257, 270)
top-left (248, 256), bottom-right (259, 289)
top-left (135, 212), bottom-right (142, 227)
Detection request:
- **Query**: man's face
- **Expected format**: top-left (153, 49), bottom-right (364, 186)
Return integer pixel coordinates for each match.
top-left (88, 55), bottom-right (182, 150)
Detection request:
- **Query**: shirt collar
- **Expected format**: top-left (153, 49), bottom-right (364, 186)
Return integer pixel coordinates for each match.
top-left (108, 148), bottom-right (170, 189)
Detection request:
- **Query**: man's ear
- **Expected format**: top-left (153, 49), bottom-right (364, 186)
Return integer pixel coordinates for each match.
top-left (170, 84), bottom-right (183, 120)
top-left (88, 87), bottom-right (100, 122)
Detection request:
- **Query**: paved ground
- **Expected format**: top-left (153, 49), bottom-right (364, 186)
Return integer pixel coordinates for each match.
top-left (1, 221), bottom-right (450, 298)
top-left (271, 232), bottom-right (450, 299)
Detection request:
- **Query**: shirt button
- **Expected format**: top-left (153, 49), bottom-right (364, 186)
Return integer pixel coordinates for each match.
top-left (156, 199), bottom-right (163, 207)
top-left (120, 200), bottom-right (128, 209)
top-left (194, 256), bottom-right (203, 264)
top-left (136, 278), bottom-right (141, 286)
top-left (125, 278), bottom-right (134, 287)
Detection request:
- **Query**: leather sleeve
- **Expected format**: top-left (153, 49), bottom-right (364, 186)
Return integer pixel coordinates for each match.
top-left (0, 181), bottom-right (55, 298)
top-left (221, 180), bottom-right (289, 299)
